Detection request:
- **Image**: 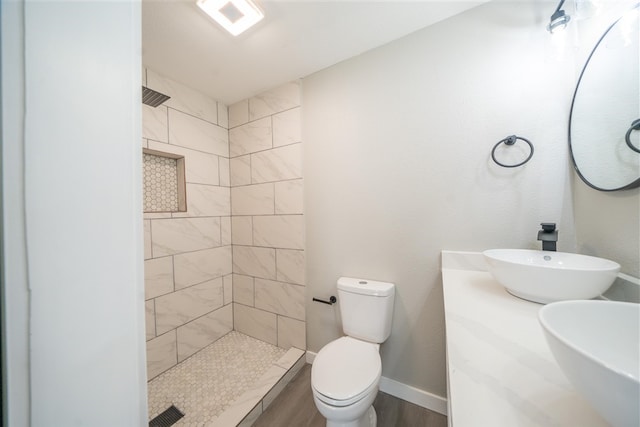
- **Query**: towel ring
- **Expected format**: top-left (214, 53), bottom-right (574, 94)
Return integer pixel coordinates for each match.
top-left (491, 135), bottom-right (534, 168)
top-left (625, 119), bottom-right (640, 153)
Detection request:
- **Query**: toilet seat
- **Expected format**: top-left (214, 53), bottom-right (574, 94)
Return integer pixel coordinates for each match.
top-left (312, 337), bottom-right (381, 407)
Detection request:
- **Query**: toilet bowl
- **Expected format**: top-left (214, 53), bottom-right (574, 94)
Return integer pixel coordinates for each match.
top-left (311, 277), bottom-right (395, 427)
top-left (312, 337), bottom-right (381, 427)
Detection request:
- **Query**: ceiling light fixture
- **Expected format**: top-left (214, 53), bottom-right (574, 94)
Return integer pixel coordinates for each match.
top-left (547, 0), bottom-right (571, 33)
top-left (197, 0), bottom-right (264, 36)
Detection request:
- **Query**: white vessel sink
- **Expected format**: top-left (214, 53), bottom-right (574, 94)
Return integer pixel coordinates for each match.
top-left (539, 300), bottom-right (640, 427)
top-left (483, 249), bottom-right (620, 304)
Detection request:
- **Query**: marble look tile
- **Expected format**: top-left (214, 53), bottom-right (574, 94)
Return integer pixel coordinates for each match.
top-left (144, 257), bottom-right (174, 300)
top-left (172, 184), bottom-right (230, 218)
top-left (142, 104), bottom-right (168, 142)
top-left (233, 274), bottom-right (254, 306)
top-left (231, 183), bottom-right (274, 216)
top-left (144, 212), bottom-right (172, 220)
top-left (232, 216), bottom-right (253, 245)
top-left (173, 246), bottom-right (232, 290)
top-left (147, 140), bottom-right (219, 186)
top-left (142, 65), bottom-right (147, 86)
top-left (238, 402), bottom-right (263, 427)
top-left (276, 249), bottom-right (305, 285)
top-left (275, 347), bottom-right (306, 370)
top-left (255, 279), bottom-right (305, 320)
top-left (233, 246), bottom-right (276, 280)
top-left (168, 109), bottom-right (228, 157)
top-left (217, 102), bottom-right (229, 129)
top-left (234, 303), bottom-right (278, 345)
top-left (220, 216), bottom-right (232, 245)
top-left (229, 116), bottom-right (272, 157)
top-left (142, 138), bottom-right (148, 148)
top-left (219, 156), bottom-right (230, 187)
top-left (144, 220), bottom-right (152, 260)
top-left (272, 107), bottom-right (301, 147)
top-left (230, 155), bottom-right (251, 186)
top-left (151, 217), bottom-right (220, 257)
top-left (277, 317), bottom-right (306, 350)
top-left (146, 331), bottom-right (177, 380)
top-left (253, 215), bottom-right (304, 250)
top-left (146, 300), bottom-right (156, 341)
top-left (223, 274), bottom-right (233, 305)
top-left (147, 68), bottom-right (218, 124)
top-left (249, 81), bottom-right (300, 120)
top-left (155, 278), bottom-right (224, 334)
top-left (275, 179), bottom-right (303, 214)
top-left (263, 353), bottom-right (306, 410)
top-left (251, 143), bottom-right (302, 184)
top-left (177, 304), bottom-right (233, 362)
top-left (228, 99), bottom-right (249, 128)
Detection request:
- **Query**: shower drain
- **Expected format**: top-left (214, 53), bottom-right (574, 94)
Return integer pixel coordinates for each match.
top-left (149, 405), bottom-right (184, 427)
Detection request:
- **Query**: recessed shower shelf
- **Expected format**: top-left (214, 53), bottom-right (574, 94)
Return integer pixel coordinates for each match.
top-left (143, 148), bottom-right (186, 213)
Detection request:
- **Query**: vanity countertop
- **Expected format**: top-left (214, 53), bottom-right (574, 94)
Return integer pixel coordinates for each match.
top-left (441, 250), bottom-right (609, 427)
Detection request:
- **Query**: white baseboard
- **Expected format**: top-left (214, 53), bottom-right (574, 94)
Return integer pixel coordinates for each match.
top-left (305, 350), bottom-right (447, 416)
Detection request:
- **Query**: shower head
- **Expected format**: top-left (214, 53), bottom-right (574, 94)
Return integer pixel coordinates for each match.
top-left (142, 86), bottom-right (171, 107)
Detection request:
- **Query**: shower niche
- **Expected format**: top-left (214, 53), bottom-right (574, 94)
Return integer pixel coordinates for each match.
top-left (142, 148), bottom-right (186, 213)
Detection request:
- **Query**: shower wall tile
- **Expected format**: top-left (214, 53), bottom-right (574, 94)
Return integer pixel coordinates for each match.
top-left (173, 184), bottom-right (230, 217)
top-left (233, 274), bottom-right (254, 306)
top-left (275, 179), bottom-right (303, 214)
top-left (219, 157), bottom-right (230, 187)
top-left (173, 246), bottom-right (232, 290)
top-left (228, 99), bottom-right (249, 128)
top-left (253, 215), bottom-right (304, 250)
top-left (148, 140), bottom-right (220, 186)
top-left (143, 104), bottom-right (169, 142)
top-left (144, 212), bottom-right (172, 220)
top-left (223, 274), bottom-right (233, 305)
top-left (147, 331), bottom-right (177, 380)
top-left (220, 216), bottom-right (232, 246)
top-left (232, 246), bottom-right (276, 280)
top-left (249, 81), bottom-right (300, 121)
top-left (147, 68), bottom-right (218, 125)
top-left (254, 279), bottom-right (305, 320)
top-left (168, 109), bottom-right (228, 157)
top-left (276, 249), bottom-right (305, 285)
top-left (145, 257), bottom-right (174, 300)
top-left (146, 300), bottom-right (156, 341)
top-left (229, 116), bottom-right (272, 157)
top-left (144, 220), bottom-right (152, 260)
top-left (176, 304), bottom-right (233, 362)
top-left (230, 155), bottom-right (251, 186)
top-left (277, 317), bottom-right (306, 350)
top-left (251, 143), bottom-right (302, 184)
top-left (272, 107), bottom-right (301, 147)
top-left (155, 278), bottom-right (224, 335)
top-left (231, 216), bottom-right (253, 246)
top-left (151, 217), bottom-right (221, 257)
top-left (218, 103), bottom-right (229, 129)
top-left (234, 303), bottom-right (277, 345)
top-left (231, 183), bottom-right (274, 216)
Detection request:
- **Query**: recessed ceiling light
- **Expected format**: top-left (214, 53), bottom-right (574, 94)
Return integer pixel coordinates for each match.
top-left (197, 0), bottom-right (264, 36)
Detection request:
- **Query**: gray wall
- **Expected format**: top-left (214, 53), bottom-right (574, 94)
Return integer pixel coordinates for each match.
top-left (303, 0), bottom-right (604, 398)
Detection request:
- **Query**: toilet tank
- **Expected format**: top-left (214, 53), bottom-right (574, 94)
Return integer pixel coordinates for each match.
top-left (337, 277), bottom-right (395, 343)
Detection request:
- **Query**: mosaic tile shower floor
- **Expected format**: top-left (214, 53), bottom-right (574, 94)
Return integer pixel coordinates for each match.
top-left (148, 331), bottom-right (287, 426)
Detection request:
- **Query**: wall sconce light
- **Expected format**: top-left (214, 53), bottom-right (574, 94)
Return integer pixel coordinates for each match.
top-left (197, 0), bottom-right (264, 36)
top-left (548, 0), bottom-right (571, 33)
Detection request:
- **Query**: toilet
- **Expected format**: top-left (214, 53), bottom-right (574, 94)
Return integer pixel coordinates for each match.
top-left (311, 277), bottom-right (395, 427)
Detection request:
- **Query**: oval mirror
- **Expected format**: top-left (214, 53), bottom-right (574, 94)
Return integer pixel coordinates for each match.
top-left (569, 6), bottom-right (640, 191)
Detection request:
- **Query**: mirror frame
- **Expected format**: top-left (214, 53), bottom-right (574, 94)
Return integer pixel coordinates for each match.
top-left (568, 7), bottom-right (640, 192)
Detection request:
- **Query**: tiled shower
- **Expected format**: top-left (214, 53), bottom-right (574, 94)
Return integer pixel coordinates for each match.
top-left (142, 67), bottom-right (305, 421)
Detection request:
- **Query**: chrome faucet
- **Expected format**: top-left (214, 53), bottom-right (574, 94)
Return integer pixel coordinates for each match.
top-left (538, 223), bottom-right (558, 251)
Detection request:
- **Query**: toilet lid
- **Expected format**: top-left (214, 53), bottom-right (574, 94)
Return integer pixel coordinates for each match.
top-left (312, 337), bottom-right (381, 406)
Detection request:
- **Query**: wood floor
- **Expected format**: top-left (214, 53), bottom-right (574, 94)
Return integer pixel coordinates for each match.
top-left (253, 364), bottom-right (448, 427)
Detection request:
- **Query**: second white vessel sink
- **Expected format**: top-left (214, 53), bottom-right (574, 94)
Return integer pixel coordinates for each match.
top-left (483, 249), bottom-right (620, 304)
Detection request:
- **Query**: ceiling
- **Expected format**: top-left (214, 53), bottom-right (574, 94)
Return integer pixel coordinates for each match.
top-left (142, 0), bottom-right (487, 105)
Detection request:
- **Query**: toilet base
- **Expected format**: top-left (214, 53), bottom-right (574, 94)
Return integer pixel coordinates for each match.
top-left (326, 405), bottom-right (376, 427)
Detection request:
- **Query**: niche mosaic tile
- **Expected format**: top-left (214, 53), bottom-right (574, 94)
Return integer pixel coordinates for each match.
top-left (147, 331), bottom-right (287, 426)
top-left (143, 149), bottom-right (186, 213)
